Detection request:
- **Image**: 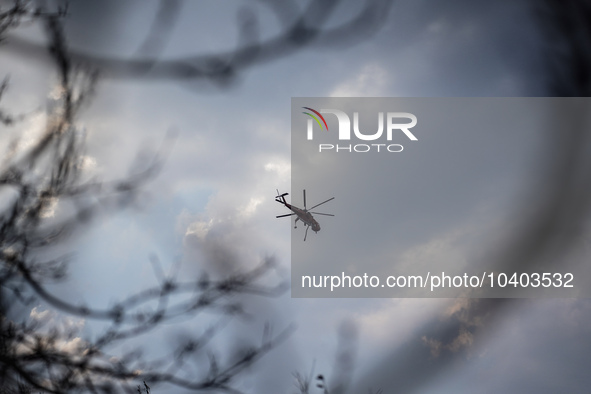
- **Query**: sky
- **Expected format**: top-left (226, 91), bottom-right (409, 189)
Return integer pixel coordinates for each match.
top-left (2, 0), bottom-right (591, 393)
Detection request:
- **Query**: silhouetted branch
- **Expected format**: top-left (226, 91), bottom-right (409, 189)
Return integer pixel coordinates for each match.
top-left (3, 0), bottom-right (393, 89)
top-left (1, 3), bottom-right (292, 392)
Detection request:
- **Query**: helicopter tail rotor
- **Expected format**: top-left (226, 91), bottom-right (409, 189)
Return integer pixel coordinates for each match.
top-left (275, 189), bottom-right (289, 204)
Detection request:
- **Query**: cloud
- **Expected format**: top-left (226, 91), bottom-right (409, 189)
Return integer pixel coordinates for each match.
top-left (78, 155), bottom-right (98, 171)
top-left (182, 193), bottom-right (270, 276)
top-left (422, 335), bottom-right (442, 358)
top-left (14, 307), bottom-right (88, 358)
top-left (30, 306), bottom-right (86, 332)
top-left (329, 63), bottom-right (390, 97)
top-left (39, 196), bottom-right (59, 218)
top-left (354, 299), bottom-right (447, 356)
top-left (264, 159), bottom-right (290, 178)
top-left (30, 306), bottom-right (55, 323)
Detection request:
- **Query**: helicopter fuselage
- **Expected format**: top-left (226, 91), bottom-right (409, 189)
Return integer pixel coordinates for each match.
top-left (275, 190), bottom-right (333, 241)
top-left (281, 202), bottom-right (320, 232)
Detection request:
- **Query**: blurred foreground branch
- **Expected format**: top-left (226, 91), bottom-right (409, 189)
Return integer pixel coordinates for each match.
top-left (1, 4), bottom-right (290, 393)
top-left (3, 0), bottom-right (393, 89)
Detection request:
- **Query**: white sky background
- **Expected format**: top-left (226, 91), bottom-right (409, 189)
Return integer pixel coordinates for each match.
top-left (2, 0), bottom-right (591, 393)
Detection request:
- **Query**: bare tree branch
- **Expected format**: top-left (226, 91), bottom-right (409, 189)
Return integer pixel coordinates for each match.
top-left (1, 3), bottom-right (294, 392)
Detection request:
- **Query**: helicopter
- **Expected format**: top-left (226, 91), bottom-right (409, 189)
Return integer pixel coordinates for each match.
top-left (275, 189), bottom-right (334, 241)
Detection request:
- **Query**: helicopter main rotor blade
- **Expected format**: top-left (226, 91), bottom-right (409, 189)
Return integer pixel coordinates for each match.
top-left (276, 213), bottom-right (296, 218)
top-left (303, 189), bottom-right (307, 209)
top-left (311, 212), bottom-right (334, 216)
top-left (304, 225), bottom-right (309, 241)
top-left (308, 197), bottom-right (334, 211)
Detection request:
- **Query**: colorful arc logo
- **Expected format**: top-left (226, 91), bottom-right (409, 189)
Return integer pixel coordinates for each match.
top-left (302, 107), bottom-right (329, 131)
